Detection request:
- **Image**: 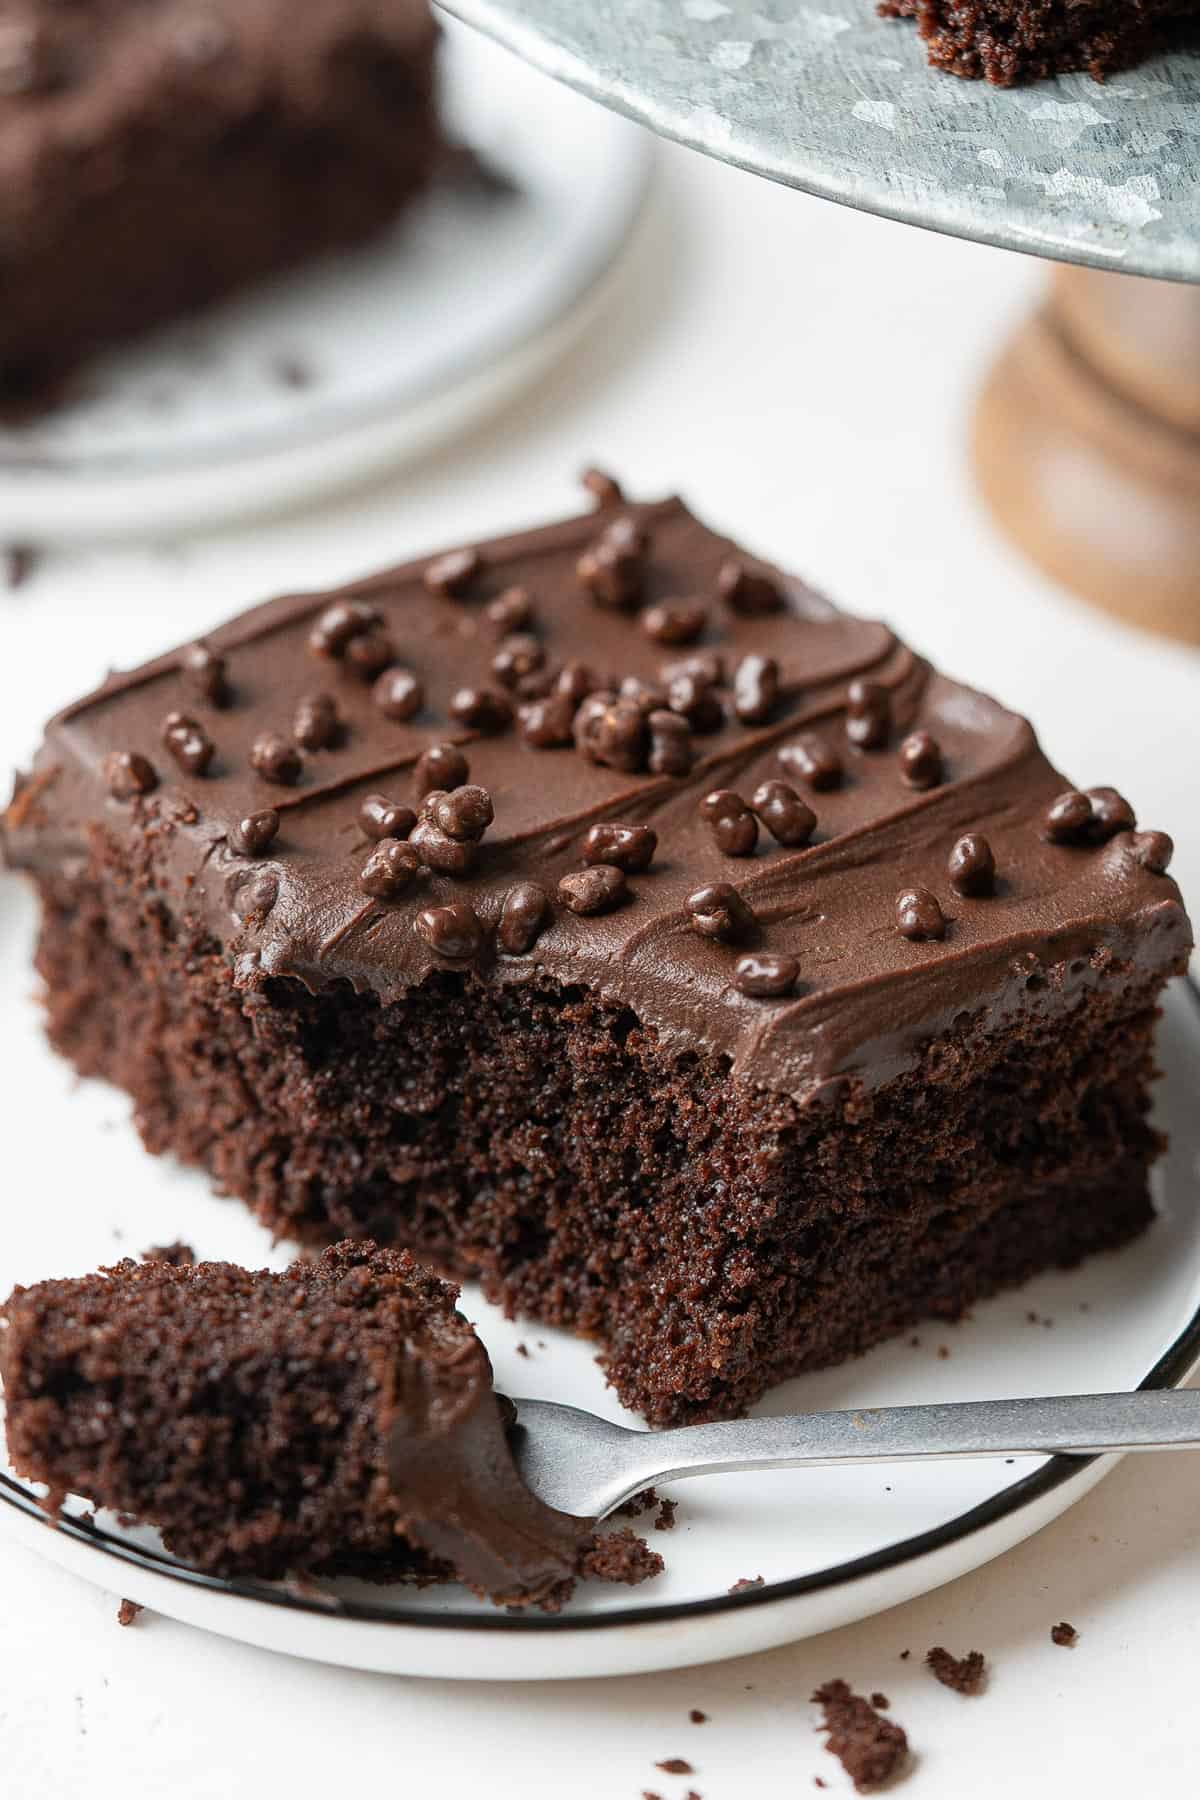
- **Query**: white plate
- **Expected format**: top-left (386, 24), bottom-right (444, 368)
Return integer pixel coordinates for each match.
top-left (0, 22), bottom-right (651, 540)
top-left (1, 871), bottom-right (1197, 1679)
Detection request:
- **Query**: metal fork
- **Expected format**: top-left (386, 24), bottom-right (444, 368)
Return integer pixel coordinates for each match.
top-left (508, 1389), bottom-right (1200, 1521)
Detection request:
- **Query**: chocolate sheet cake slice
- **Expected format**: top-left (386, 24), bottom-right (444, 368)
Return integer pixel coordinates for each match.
top-left (879, 0), bottom-right (1200, 85)
top-left (0, 0), bottom-right (440, 411)
top-left (0, 1243), bottom-right (609, 1602)
top-left (2, 477), bottom-right (1190, 1426)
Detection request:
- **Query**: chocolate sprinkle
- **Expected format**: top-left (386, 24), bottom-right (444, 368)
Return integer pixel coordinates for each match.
top-left (359, 840), bottom-right (419, 900)
top-left (417, 902), bottom-right (484, 958)
top-left (948, 833), bottom-right (995, 896)
top-left (161, 712), bottom-right (214, 776)
top-left (250, 732), bottom-right (302, 786)
top-left (896, 885), bottom-right (945, 941)
top-left (105, 751), bottom-right (157, 800)
top-left (558, 866), bottom-right (627, 915)
top-left (686, 882), bottom-right (756, 943)
top-left (498, 882), bottom-right (550, 955)
top-left (582, 822), bottom-right (657, 873)
top-left (751, 780), bottom-right (816, 847)
top-left (233, 809), bottom-right (280, 855)
top-left (898, 729), bottom-right (943, 789)
top-left (734, 953), bottom-right (798, 998)
top-left (414, 743), bottom-right (469, 796)
top-left (359, 794), bottom-right (416, 842)
top-left (373, 667), bottom-right (424, 722)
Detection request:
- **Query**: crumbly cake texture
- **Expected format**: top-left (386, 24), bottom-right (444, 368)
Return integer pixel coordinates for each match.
top-left (812, 1681), bottom-right (909, 1793)
top-left (3, 478), bottom-right (1190, 1428)
top-left (879, 0), bottom-right (1200, 84)
top-left (0, 1242), bottom-right (660, 1603)
top-left (0, 0), bottom-right (440, 412)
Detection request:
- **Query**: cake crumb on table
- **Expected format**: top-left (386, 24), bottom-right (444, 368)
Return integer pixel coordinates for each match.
top-left (655, 1759), bottom-right (694, 1775)
top-left (870, 1692), bottom-right (890, 1710)
top-left (4, 544), bottom-right (38, 590)
top-left (116, 1599), bottom-right (143, 1627)
top-left (689, 1709), bottom-right (708, 1724)
top-left (1051, 1621), bottom-right (1079, 1647)
top-left (728, 1575), bottom-right (764, 1594)
top-left (655, 1497), bottom-right (678, 1531)
top-left (926, 1646), bottom-right (987, 1694)
top-left (812, 1680), bottom-right (908, 1794)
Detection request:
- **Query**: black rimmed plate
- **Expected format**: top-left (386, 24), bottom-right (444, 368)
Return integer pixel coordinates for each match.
top-left (2, 874), bottom-right (1197, 1678)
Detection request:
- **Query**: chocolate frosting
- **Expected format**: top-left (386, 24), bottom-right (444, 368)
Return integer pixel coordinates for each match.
top-left (3, 492), bottom-right (1191, 1097)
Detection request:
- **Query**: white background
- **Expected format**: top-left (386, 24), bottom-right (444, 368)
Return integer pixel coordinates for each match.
top-left (2, 102), bottom-right (1199, 1799)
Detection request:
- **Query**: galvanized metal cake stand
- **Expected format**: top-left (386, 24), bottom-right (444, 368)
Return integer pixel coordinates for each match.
top-left (440, 0), bottom-right (1200, 643)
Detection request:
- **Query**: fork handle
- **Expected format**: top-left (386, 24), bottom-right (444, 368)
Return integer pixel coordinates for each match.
top-left (644, 1388), bottom-right (1200, 1488)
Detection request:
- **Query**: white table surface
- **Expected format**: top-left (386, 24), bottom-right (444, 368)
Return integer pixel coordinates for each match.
top-left (2, 126), bottom-right (1198, 1798)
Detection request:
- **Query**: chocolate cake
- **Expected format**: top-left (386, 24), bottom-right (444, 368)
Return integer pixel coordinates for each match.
top-left (0, 1), bottom-right (440, 412)
top-left (0, 1242), bottom-right (605, 1602)
top-left (2, 477), bottom-right (1191, 1427)
top-left (879, 0), bottom-right (1200, 84)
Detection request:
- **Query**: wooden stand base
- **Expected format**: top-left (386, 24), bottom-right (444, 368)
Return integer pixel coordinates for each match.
top-left (972, 267), bottom-right (1200, 646)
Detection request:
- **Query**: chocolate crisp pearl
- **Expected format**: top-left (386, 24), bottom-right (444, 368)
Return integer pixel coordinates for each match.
top-left (250, 732), bottom-right (302, 785)
top-left (486, 586), bottom-right (533, 632)
top-left (1086, 786), bottom-right (1136, 839)
top-left (344, 630), bottom-right (397, 680)
top-left (896, 886), bottom-right (946, 941)
top-left (733, 654), bottom-right (780, 726)
top-left (423, 548), bottom-right (481, 598)
top-left (733, 952), bottom-right (799, 997)
top-left (558, 866), bottom-right (627, 915)
top-left (667, 670), bottom-right (723, 734)
top-left (181, 642), bottom-right (229, 706)
top-left (647, 709), bottom-right (693, 776)
top-left (417, 902), bottom-right (485, 958)
top-left (898, 731), bottom-right (943, 790)
top-left (293, 693), bottom-right (340, 751)
top-left (717, 559), bottom-right (783, 616)
top-left (161, 712), bottom-right (214, 776)
top-left (582, 822), bottom-right (657, 873)
top-left (358, 840), bottom-right (419, 900)
top-left (1131, 830), bottom-right (1173, 874)
top-left (701, 789), bottom-right (757, 857)
top-left (449, 686), bottom-right (513, 733)
top-left (948, 834), bottom-right (996, 896)
top-left (359, 794), bottom-right (416, 841)
top-left (410, 818), bottom-right (475, 876)
top-left (576, 516), bottom-right (646, 610)
top-left (845, 679), bottom-right (891, 750)
top-left (662, 650), bottom-right (724, 688)
top-left (492, 633), bottom-right (544, 689)
top-left (232, 809), bottom-right (279, 856)
top-left (372, 666), bottom-right (424, 722)
top-left (556, 661), bottom-right (603, 707)
top-left (619, 675), bottom-right (669, 715)
top-left (642, 599), bottom-right (707, 646)
top-left (105, 751), bottom-right (157, 799)
top-left (752, 780), bottom-right (816, 847)
top-left (686, 882), bottom-right (756, 943)
top-left (498, 882), bottom-right (550, 954)
top-left (307, 598), bottom-right (379, 659)
top-left (779, 733), bottom-right (842, 791)
top-left (574, 695), bottom-right (647, 772)
top-left (520, 692), bottom-right (576, 749)
top-left (431, 785), bottom-right (493, 842)
top-left (413, 743), bottom-right (468, 796)
top-left (1043, 790), bottom-right (1093, 843)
